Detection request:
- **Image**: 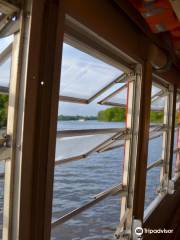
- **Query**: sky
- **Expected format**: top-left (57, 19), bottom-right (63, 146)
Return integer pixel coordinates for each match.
top-left (1, 38), bottom-right (164, 116)
top-left (0, 36), bottom-right (13, 87)
top-left (58, 43), bottom-right (123, 116)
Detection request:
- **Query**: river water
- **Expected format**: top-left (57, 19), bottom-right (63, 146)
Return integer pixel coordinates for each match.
top-left (51, 121), bottom-right (163, 240)
top-left (0, 121), bottom-right (167, 239)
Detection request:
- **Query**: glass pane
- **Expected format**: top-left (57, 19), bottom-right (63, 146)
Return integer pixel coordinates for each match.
top-left (0, 36), bottom-right (13, 240)
top-left (98, 139), bottom-right (125, 152)
top-left (99, 84), bottom-right (127, 106)
top-left (144, 82), bottom-right (166, 211)
top-left (151, 96), bottom-right (165, 111)
top-left (0, 56), bottom-right (11, 88)
top-left (149, 125), bottom-right (163, 140)
top-left (0, 36), bottom-right (13, 54)
top-left (60, 43), bottom-right (122, 100)
top-left (55, 133), bottom-right (117, 162)
top-left (145, 136), bottom-right (163, 209)
top-left (151, 85), bottom-right (161, 96)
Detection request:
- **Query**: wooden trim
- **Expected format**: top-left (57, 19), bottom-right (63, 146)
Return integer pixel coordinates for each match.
top-left (133, 61), bottom-right (152, 220)
top-left (62, 0), bottom-right (180, 85)
top-left (18, 0), bottom-right (64, 239)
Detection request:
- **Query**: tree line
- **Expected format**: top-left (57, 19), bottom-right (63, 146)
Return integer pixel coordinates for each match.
top-left (97, 106), bottom-right (166, 123)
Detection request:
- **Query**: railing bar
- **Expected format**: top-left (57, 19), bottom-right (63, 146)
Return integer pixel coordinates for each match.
top-left (97, 143), bottom-right (124, 153)
top-left (0, 42), bottom-right (12, 66)
top-left (55, 132), bottom-right (123, 166)
top-left (98, 83), bottom-right (127, 105)
top-left (151, 89), bottom-right (164, 100)
top-left (55, 154), bottom-right (87, 165)
top-left (149, 132), bottom-right (163, 140)
top-left (151, 89), bottom-right (167, 103)
top-left (59, 95), bottom-right (88, 104)
top-left (88, 73), bottom-right (127, 103)
top-left (56, 128), bottom-right (126, 138)
top-left (147, 159), bottom-right (163, 171)
top-left (51, 183), bottom-right (125, 228)
top-left (98, 102), bottom-right (126, 107)
top-left (92, 183), bottom-right (124, 199)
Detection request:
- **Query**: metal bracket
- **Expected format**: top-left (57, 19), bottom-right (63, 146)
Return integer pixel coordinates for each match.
top-left (114, 208), bottom-right (132, 240)
top-left (114, 229), bottom-right (131, 240)
top-left (132, 219), bottom-right (143, 240)
top-left (113, 128), bottom-right (132, 141)
top-left (127, 71), bottom-right (137, 82)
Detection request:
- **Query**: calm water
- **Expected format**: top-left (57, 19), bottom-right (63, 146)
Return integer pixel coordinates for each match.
top-left (0, 121), bottom-right (173, 240)
top-left (51, 121), bottom-right (163, 240)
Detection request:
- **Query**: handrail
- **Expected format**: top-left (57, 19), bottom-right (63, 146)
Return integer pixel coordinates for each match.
top-left (151, 89), bottom-right (167, 103)
top-left (55, 131), bottom-right (127, 166)
top-left (147, 159), bottom-right (163, 171)
top-left (56, 128), bottom-right (126, 138)
top-left (51, 183), bottom-right (126, 228)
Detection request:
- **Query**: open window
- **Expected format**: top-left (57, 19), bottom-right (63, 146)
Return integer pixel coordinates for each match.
top-left (50, 24), bottom-right (144, 238)
top-left (144, 79), bottom-right (175, 214)
top-left (0, 33), bottom-right (15, 238)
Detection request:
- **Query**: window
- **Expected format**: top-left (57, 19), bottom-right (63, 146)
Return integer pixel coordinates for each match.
top-left (59, 43), bottom-right (123, 103)
top-left (50, 39), bottom-right (137, 240)
top-left (0, 35), bottom-right (13, 239)
top-left (144, 80), bottom-right (173, 212)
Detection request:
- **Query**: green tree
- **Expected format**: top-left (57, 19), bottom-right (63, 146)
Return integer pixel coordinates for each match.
top-left (97, 106), bottom-right (164, 123)
top-left (0, 94), bottom-right (8, 128)
top-left (98, 107), bottom-right (126, 122)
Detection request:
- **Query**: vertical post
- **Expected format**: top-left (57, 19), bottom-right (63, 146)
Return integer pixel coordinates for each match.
top-left (3, 0), bottom-right (36, 239)
top-left (18, 1), bottom-right (64, 240)
top-left (133, 61), bottom-right (152, 221)
top-left (160, 85), bottom-right (176, 186)
top-left (116, 64), bottom-right (146, 238)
